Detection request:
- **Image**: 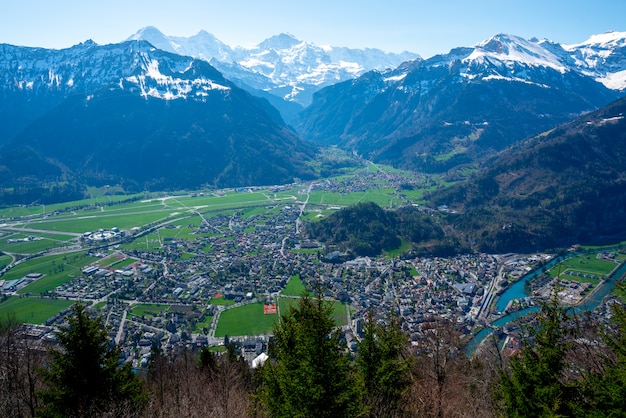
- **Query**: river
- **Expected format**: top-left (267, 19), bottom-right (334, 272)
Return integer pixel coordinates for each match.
top-left (467, 254), bottom-right (626, 355)
top-left (495, 254), bottom-right (568, 312)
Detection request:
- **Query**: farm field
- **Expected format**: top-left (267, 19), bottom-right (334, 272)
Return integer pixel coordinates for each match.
top-left (0, 254), bottom-right (11, 269)
top-left (0, 232), bottom-right (77, 254)
top-left (0, 193), bottom-right (147, 220)
top-left (307, 188), bottom-right (403, 208)
top-left (20, 211), bottom-right (177, 234)
top-left (96, 255), bottom-right (136, 269)
top-left (0, 296), bottom-right (74, 324)
top-left (110, 258), bottom-right (137, 269)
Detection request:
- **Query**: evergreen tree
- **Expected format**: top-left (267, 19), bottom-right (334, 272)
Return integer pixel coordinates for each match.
top-left (257, 293), bottom-right (361, 417)
top-left (575, 301), bottom-right (626, 416)
top-left (356, 311), bottom-right (412, 416)
top-left (495, 296), bottom-right (577, 417)
top-left (38, 303), bottom-right (145, 417)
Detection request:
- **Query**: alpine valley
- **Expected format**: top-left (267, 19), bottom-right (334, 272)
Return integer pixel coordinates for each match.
top-left (1, 28), bottom-right (626, 251)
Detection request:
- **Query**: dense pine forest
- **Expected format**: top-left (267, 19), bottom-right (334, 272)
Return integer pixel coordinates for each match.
top-left (2, 292), bottom-right (626, 417)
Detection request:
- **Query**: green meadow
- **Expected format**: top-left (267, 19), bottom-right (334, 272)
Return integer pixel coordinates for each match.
top-left (3, 252), bottom-right (98, 295)
top-left (0, 232), bottom-right (77, 254)
top-left (307, 188), bottom-right (403, 208)
top-left (549, 254), bottom-right (619, 278)
top-left (0, 296), bottom-right (74, 324)
top-left (281, 275), bottom-right (307, 296)
top-left (0, 193), bottom-right (147, 219)
top-left (0, 254), bottom-right (13, 269)
top-left (214, 302), bottom-right (279, 337)
top-left (21, 211), bottom-right (177, 234)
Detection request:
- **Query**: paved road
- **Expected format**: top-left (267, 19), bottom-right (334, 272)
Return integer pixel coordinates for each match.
top-left (295, 182), bottom-right (314, 235)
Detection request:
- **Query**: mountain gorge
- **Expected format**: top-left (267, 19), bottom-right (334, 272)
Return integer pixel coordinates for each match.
top-left (297, 33), bottom-right (625, 173)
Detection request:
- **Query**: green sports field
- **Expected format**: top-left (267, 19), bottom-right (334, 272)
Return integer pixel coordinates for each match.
top-left (214, 302), bottom-right (279, 337)
top-left (549, 254), bottom-right (619, 278)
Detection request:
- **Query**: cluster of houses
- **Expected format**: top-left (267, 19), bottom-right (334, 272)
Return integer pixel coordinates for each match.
top-left (3, 176), bottom-right (620, 369)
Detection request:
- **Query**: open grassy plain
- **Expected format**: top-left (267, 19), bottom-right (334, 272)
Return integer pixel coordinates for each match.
top-left (281, 275), bottom-right (307, 296)
top-left (0, 296), bottom-right (74, 324)
top-left (1, 252), bottom-right (97, 295)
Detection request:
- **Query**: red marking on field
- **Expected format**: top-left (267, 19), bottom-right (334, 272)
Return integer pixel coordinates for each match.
top-left (264, 304), bottom-right (277, 315)
top-left (214, 293), bottom-right (222, 298)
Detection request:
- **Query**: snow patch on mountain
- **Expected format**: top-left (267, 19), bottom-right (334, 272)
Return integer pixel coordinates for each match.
top-left (480, 74), bottom-right (550, 88)
top-left (601, 69), bottom-right (626, 90)
top-left (384, 72), bottom-right (407, 83)
top-left (124, 58), bottom-right (229, 100)
top-left (562, 31), bottom-right (626, 91)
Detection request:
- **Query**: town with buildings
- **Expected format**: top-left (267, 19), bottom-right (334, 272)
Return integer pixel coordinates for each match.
top-left (1, 169), bottom-right (624, 369)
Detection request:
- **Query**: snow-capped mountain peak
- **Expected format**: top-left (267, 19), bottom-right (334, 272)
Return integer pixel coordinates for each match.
top-left (566, 30), bottom-right (626, 49)
top-left (1, 40), bottom-right (230, 102)
top-left (127, 27), bottom-right (233, 62)
top-left (258, 33), bottom-right (302, 51)
top-left (128, 26), bottom-right (166, 40)
top-left (126, 26), bottom-right (170, 50)
top-left (126, 27), bottom-right (420, 107)
top-left (468, 33), bottom-right (567, 73)
top-left (563, 31), bottom-right (626, 90)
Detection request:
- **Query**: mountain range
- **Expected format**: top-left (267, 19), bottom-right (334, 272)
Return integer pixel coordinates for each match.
top-left (0, 40), bottom-right (315, 198)
top-left (126, 26), bottom-right (418, 119)
top-left (1, 28), bottom-right (625, 228)
top-left (296, 32), bottom-right (626, 173)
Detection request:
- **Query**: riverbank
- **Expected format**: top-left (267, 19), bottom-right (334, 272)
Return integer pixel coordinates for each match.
top-left (467, 250), bottom-right (626, 356)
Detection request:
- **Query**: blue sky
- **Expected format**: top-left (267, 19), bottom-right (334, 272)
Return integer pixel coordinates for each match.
top-left (2, 0), bottom-right (625, 57)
